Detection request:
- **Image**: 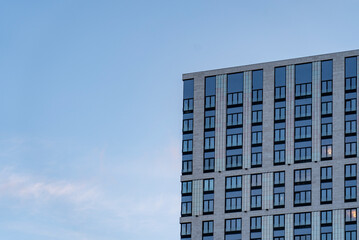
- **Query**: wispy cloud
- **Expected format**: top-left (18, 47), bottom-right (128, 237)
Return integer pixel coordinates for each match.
top-left (0, 168), bottom-right (99, 207)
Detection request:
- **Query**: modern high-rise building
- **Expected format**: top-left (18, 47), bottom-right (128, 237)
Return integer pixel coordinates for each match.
top-left (180, 50), bottom-right (359, 240)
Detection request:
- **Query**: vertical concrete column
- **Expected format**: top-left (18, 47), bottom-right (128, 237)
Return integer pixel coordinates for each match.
top-left (285, 213), bottom-right (293, 240)
top-left (193, 75), bottom-right (205, 175)
top-left (263, 172), bottom-right (273, 210)
top-left (333, 209), bottom-right (344, 240)
top-left (312, 211), bottom-right (320, 240)
top-left (333, 158), bottom-right (345, 205)
top-left (214, 176), bottom-right (225, 240)
top-left (215, 74), bottom-right (227, 172)
top-left (285, 167), bottom-right (294, 209)
top-left (241, 213), bottom-right (250, 240)
top-left (192, 179), bottom-right (203, 216)
top-left (190, 217), bottom-right (202, 240)
top-left (312, 61), bottom-right (321, 162)
top-left (286, 65), bottom-right (295, 165)
top-left (332, 56), bottom-right (345, 159)
top-left (243, 174), bottom-right (251, 212)
top-left (262, 215), bottom-right (273, 240)
top-left (243, 71), bottom-right (252, 169)
top-left (262, 66), bottom-right (274, 168)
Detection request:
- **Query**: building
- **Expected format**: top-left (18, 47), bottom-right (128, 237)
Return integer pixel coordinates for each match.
top-left (180, 49), bottom-right (359, 240)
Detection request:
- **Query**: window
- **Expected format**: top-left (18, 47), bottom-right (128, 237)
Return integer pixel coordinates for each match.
top-left (275, 129), bottom-right (285, 142)
top-left (321, 210), bottom-right (333, 240)
top-left (295, 126), bottom-right (311, 140)
top-left (228, 92), bottom-right (243, 106)
top-left (226, 155), bottom-right (242, 170)
top-left (322, 80), bottom-right (332, 94)
top-left (274, 149), bottom-right (285, 164)
top-left (295, 147), bottom-right (311, 162)
top-left (183, 99), bottom-right (194, 112)
top-left (250, 216), bottom-right (262, 230)
top-left (252, 131), bottom-right (262, 144)
top-left (345, 120), bottom-right (357, 134)
top-left (251, 174), bottom-right (262, 187)
top-left (345, 99), bottom-right (357, 112)
top-left (227, 113), bottom-right (243, 127)
top-left (182, 181), bottom-right (192, 194)
top-left (275, 107), bottom-right (286, 121)
top-left (183, 140), bottom-right (193, 153)
top-left (275, 86), bottom-right (286, 100)
top-left (274, 171), bottom-right (285, 185)
top-left (251, 152), bottom-right (262, 167)
top-left (250, 216), bottom-right (262, 240)
top-left (225, 176), bottom-right (242, 212)
top-left (345, 164), bottom-right (357, 202)
top-left (322, 101), bottom-right (332, 115)
top-left (205, 96), bottom-right (215, 109)
top-left (321, 145), bottom-right (333, 159)
top-left (205, 137), bottom-right (215, 150)
top-left (203, 199), bottom-right (214, 214)
top-left (182, 160), bottom-right (192, 174)
top-left (295, 83), bottom-right (312, 97)
top-left (295, 169), bottom-right (311, 183)
top-left (322, 123), bottom-right (332, 137)
top-left (345, 186), bottom-right (356, 201)
top-left (205, 116), bottom-right (215, 130)
top-left (181, 223), bottom-right (191, 237)
top-left (321, 166), bottom-right (333, 181)
top-left (345, 209), bottom-right (357, 223)
top-left (204, 158), bottom-right (214, 172)
top-left (345, 142), bottom-right (357, 156)
top-left (345, 164), bottom-right (357, 179)
top-left (204, 179), bottom-right (214, 192)
top-left (294, 212), bottom-right (311, 227)
top-left (183, 119), bottom-right (193, 132)
top-left (251, 174), bottom-right (262, 210)
top-left (227, 134), bottom-right (242, 148)
top-left (345, 208), bottom-right (357, 240)
top-left (226, 196), bottom-right (242, 212)
top-left (321, 210), bottom-right (332, 225)
top-left (252, 89), bottom-right (263, 103)
top-left (274, 193), bottom-right (285, 207)
top-left (346, 77), bottom-right (357, 91)
top-left (294, 169), bottom-right (312, 206)
top-left (181, 201), bottom-right (192, 216)
top-left (181, 181), bottom-right (192, 216)
top-left (274, 215), bottom-right (285, 228)
top-left (203, 221), bottom-right (214, 235)
top-left (226, 176), bottom-right (242, 190)
top-left (295, 104), bottom-right (312, 118)
top-left (225, 218), bottom-right (242, 233)
top-left (252, 110), bottom-right (263, 123)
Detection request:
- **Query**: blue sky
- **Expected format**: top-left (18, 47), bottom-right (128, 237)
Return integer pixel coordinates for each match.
top-left (0, 1), bottom-right (358, 239)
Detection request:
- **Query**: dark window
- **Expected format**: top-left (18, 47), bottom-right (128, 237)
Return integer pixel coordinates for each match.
top-left (183, 139), bottom-right (193, 153)
top-left (181, 223), bottom-right (191, 237)
top-left (227, 113), bottom-right (243, 127)
top-left (204, 158), bottom-right (214, 172)
top-left (204, 137), bottom-right (215, 150)
top-left (203, 221), bottom-right (214, 236)
top-left (183, 119), bottom-right (193, 132)
top-left (205, 116), bottom-right (215, 130)
top-left (227, 134), bottom-right (242, 148)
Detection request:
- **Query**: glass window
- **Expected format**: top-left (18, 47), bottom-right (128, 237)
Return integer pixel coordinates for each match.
top-left (204, 179), bottom-right (214, 192)
top-left (181, 223), bottom-right (191, 237)
top-left (203, 221), bottom-right (214, 235)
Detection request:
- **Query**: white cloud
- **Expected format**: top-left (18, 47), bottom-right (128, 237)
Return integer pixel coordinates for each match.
top-left (0, 168), bottom-right (99, 207)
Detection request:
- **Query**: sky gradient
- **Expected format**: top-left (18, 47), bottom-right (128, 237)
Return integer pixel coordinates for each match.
top-left (1, 1), bottom-right (359, 239)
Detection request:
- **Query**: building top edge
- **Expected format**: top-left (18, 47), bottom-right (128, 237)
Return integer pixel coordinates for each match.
top-left (182, 49), bottom-right (359, 80)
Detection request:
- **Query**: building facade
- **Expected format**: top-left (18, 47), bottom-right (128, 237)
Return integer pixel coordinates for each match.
top-left (180, 50), bottom-right (359, 240)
